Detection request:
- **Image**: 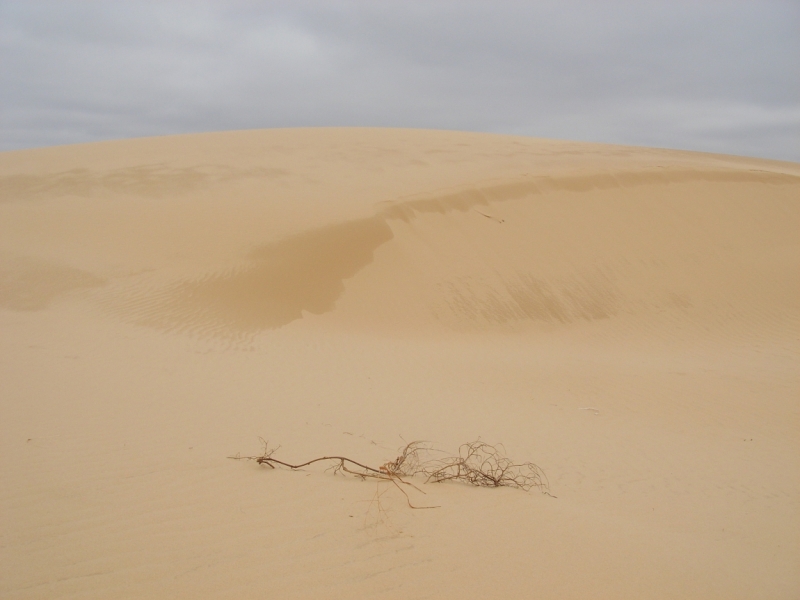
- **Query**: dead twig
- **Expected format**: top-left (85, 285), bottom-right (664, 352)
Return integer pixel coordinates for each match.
top-left (229, 438), bottom-right (550, 503)
top-left (420, 440), bottom-right (548, 492)
top-left (229, 439), bottom-right (437, 509)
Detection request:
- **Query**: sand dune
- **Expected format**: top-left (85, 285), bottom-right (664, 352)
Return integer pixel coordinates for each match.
top-left (1, 128), bottom-right (798, 598)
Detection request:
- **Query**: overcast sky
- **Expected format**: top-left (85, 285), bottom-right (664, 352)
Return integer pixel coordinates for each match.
top-left (1, 1), bottom-right (798, 161)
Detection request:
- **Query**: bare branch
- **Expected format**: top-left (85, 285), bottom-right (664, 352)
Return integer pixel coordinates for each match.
top-left (419, 441), bottom-right (548, 492)
top-left (229, 438), bottom-right (550, 506)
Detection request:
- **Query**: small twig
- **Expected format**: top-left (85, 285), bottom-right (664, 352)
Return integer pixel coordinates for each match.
top-left (474, 209), bottom-right (505, 223)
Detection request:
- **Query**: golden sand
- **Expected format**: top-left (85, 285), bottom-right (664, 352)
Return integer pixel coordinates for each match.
top-left (1, 128), bottom-right (798, 598)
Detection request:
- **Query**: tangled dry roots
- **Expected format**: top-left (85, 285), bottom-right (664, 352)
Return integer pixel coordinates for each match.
top-left (419, 441), bottom-right (547, 491)
top-left (230, 439), bottom-right (549, 499)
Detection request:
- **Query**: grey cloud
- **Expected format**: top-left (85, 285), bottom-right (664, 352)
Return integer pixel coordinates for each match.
top-left (1, 0), bottom-right (798, 161)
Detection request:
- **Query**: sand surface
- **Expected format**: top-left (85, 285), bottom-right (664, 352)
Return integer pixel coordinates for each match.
top-left (1, 128), bottom-right (798, 599)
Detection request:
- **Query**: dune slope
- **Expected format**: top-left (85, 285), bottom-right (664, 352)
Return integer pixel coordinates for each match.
top-left (1, 128), bottom-right (798, 599)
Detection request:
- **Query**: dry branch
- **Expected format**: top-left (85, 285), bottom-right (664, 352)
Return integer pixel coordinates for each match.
top-left (419, 441), bottom-right (547, 491)
top-left (229, 439), bottom-right (433, 508)
top-left (230, 438), bottom-right (550, 500)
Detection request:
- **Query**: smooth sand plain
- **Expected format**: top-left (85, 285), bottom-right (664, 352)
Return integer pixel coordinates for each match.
top-left (1, 128), bottom-right (798, 599)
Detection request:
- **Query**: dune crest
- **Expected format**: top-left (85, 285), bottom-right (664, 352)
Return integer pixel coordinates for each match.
top-left (25, 160), bottom-right (789, 339)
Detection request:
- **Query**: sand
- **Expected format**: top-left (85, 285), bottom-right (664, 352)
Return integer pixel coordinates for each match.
top-left (1, 128), bottom-right (798, 599)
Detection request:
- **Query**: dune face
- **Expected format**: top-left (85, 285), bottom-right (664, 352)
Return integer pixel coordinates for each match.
top-left (1, 129), bottom-right (798, 599)
top-left (0, 255), bottom-right (106, 311)
top-left (116, 216), bottom-right (395, 334)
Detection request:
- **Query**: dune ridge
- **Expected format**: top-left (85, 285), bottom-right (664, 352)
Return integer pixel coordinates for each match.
top-left (95, 165), bottom-right (799, 339)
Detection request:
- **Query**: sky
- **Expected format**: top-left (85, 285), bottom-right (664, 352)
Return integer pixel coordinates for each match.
top-left (1, 1), bottom-right (798, 161)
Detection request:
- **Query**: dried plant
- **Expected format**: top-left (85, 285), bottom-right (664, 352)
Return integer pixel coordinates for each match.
top-left (419, 441), bottom-right (548, 491)
top-left (230, 438), bottom-right (434, 508)
top-left (378, 440), bottom-right (427, 477)
top-left (230, 438), bottom-right (550, 501)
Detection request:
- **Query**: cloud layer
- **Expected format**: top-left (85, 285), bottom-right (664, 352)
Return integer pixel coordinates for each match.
top-left (2, 1), bottom-right (798, 160)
